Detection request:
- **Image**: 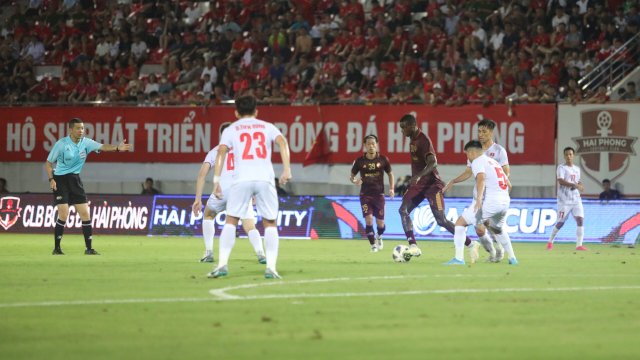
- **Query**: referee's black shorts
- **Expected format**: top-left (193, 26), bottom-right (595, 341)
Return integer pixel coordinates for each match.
top-left (52, 174), bottom-right (88, 205)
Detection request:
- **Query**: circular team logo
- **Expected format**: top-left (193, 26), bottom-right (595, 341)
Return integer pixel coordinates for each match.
top-left (413, 205), bottom-right (437, 235)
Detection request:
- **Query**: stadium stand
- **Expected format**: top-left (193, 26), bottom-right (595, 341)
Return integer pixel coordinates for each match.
top-left (1, 0), bottom-right (639, 106)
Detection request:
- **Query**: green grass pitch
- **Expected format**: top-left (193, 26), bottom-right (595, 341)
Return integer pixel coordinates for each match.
top-left (1, 234), bottom-right (639, 360)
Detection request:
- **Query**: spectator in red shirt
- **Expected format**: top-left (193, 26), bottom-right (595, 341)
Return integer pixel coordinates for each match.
top-left (385, 26), bottom-right (407, 59)
top-left (596, 39), bottom-right (613, 62)
top-left (446, 85), bottom-right (468, 107)
top-left (350, 26), bottom-right (366, 56)
top-left (467, 86), bottom-right (491, 105)
top-left (428, 25), bottom-right (448, 59)
top-left (401, 55), bottom-right (420, 83)
top-left (535, 64), bottom-right (559, 87)
top-left (369, 84), bottom-right (388, 103)
top-left (587, 85), bottom-right (609, 103)
top-left (45, 76), bottom-right (63, 102)
top-left (363, 26), bottom-right (381, 60)
top-left (374, 68), bottom-right (393, 93)
top-left (527, 24), bottom-right (551, 55)
top-left (410, 24), bottom-right (430, 58)
top-left (370, 0), bottom-right (385, 19)
top-left (428, 83), bottom-right (447, 106)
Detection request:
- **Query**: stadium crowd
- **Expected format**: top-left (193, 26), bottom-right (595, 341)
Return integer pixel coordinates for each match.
top-left (1, 0), bottom-right (639, 106)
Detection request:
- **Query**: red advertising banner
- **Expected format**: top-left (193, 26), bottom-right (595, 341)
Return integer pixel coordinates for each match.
top-left (0, 104), bottom-right (555, 164)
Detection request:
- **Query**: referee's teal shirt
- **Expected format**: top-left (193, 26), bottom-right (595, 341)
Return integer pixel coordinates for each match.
top-left (47, 136), bottom-right (102, 175)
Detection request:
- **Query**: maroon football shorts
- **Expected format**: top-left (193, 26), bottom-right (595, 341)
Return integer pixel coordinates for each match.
top-left (402, 181), bottom-right (445, 213)
top-left (359, 194), bottom-right (385, 219)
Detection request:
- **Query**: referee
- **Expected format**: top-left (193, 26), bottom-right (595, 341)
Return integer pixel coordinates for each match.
top-left (45, 117), bottom-right (132, 255)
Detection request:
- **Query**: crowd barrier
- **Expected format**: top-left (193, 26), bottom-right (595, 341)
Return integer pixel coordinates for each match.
top-left (2, 194), bottom-right (638, 246)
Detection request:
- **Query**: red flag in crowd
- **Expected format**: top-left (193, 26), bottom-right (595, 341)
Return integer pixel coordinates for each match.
top-left (303, 126), bottom-right (331, 167)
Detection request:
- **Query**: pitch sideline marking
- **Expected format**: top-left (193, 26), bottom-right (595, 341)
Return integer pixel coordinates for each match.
top-left (1, 274), bottom-right (640, 308)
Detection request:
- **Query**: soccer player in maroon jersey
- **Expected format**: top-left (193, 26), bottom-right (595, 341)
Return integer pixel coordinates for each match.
top-left (350, 135), bottom-right (395, 252)
top-left (398, 114), bottom-right (478, 258)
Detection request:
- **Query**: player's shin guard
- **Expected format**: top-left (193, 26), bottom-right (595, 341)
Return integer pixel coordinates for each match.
top-left (454, 226), bottom-right (466, 261)
top-left (54, 218), bottom-right (65, 249)
top-left (377, 225), bottom-right (385, 237)
top-left (218, 223), bottom-right (236, 267)
top-left (203, 219), bottom-right (215, 255)
top-left (264, 226), bottom-right (279, 270)
top-left (247, 229), bottom-right (265, 255)
top-left (365, 225), bottom-right (375, 245)
top-left (494, 231), bottom-right (516, 260)
top-left (576, 226), bottom-right (584, 247)
top-left (81, 220), bottom-right (93, 249)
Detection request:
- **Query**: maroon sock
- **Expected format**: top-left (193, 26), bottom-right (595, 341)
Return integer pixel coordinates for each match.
top-left (406, 230), bottom-right (417, 245)
top-left (377, 225), bottom-right (385, 236)
top-left (365, 225), bottom-right (375, 245)
top-left (464, 236), bottom-right (472, 247)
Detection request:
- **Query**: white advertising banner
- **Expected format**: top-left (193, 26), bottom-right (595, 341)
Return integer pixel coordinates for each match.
top-left (558, 103), bottom-right (639, 196)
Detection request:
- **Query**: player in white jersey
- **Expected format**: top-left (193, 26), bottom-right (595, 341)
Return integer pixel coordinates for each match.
top-left (192, 122), bottom-right (266, 264)
top-left (446, 140), bottom-right (518, 265)
top-left (546, 147), bottom-right (588, 251)
top-left (208, 95), bottom-right (292, 279)
top-left (444, 119), bottom-right (509, 262)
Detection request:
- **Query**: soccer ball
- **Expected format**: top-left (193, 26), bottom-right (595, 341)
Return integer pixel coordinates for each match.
top-left (392, 245), bottom-right (411, 263)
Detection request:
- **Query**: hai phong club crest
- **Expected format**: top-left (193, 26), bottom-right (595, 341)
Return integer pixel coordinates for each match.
top-left (572, 110), bottom-right (638, 184)
top-left (0, 196), bottom-right (22, 230)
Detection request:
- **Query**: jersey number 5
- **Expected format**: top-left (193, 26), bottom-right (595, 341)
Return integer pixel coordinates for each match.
top-left (240, 132), bottom-right (267, 160)
top-left (494, 167), bottom-right (508, 190)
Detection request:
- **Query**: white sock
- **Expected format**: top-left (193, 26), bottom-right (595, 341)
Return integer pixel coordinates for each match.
top-left (264, 226), bottom-right (279, 270)
top-left (548, 227), bottom-right (560, 243)
top-left (203, 219), bottom-right (215, 255)
top-left (493, 237), bottom-right (504, 252)
top-left (494, 231), bottom-right (516, 260)
top-left (217, 223), bottom-right (236, 268)
top-left (576, 226), bottom-right (584, 247)
top-left (454, 226), bottom-right (466, 261)
top-left (247, 228), bottom-right (265, 256)
top-left (478, 233), bottom-right (495, 256)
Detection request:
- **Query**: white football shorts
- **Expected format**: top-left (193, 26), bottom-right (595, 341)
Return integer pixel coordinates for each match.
top-left (557, 201), bottom-right (584, 222)
top-left (206, 190), bottom-right (255, 220)
top-left (226, 181), bottom-right (278, 221)
top-left (461, 199), bottom-right (510, 229)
